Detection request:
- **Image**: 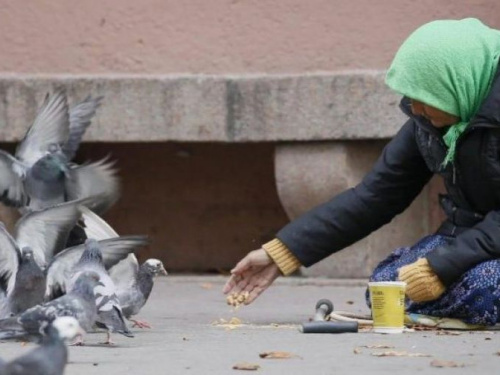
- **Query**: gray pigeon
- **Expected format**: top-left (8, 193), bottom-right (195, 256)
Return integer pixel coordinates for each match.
top-left (0, 271), bottom-right (100, 341)
top-left (80, 206), bottom-right (167, 328)
top-left (110, 257), bottom-right (167, 328)
top-left (6, 248), bottom-right (45, 317)
top-left (0, 90), bottom-right (119, 214)
top-left (0, 317), bottom-right (84, 375)
top-left (0, 200), bottom-right (84, 317)
top-left (45, 237), bottom-right (149, 344)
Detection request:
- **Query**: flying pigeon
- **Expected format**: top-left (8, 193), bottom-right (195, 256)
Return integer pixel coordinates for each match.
top-left (81, 206), bottom-right (168, 328)
top-left (0, 90), bottom-right (119, 214)
top-left (0, 200), bottom-right (84, 316)
top-left (0, 316), bottom-right (84, 375)
top-left (0, 271), bottom-right (100, 341)
top-left (45, 237), bottom-right (149, 344)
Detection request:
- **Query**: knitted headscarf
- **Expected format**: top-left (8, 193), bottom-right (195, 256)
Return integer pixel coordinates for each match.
top-left (386, 18), bottom-right (500, 166)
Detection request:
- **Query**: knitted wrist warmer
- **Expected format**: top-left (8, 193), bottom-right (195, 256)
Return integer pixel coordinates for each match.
top-left (262, 239), bottom-right (302, 276)
top-left (398, 257), bottom-right (446, 302)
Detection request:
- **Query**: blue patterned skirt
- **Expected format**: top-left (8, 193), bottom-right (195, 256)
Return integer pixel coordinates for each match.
top-left (367, 235), bottom-right (500, 325)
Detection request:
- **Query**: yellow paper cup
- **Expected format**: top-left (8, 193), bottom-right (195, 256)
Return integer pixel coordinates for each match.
top-left (368, 281), bottom-right (406, 334)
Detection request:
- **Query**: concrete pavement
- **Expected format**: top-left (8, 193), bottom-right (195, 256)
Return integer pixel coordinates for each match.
top-left (1, 276), bottom-right (499, 375)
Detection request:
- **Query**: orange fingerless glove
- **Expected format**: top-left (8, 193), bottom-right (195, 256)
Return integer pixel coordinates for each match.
top-left (398, 258), bottom-right (446, 302)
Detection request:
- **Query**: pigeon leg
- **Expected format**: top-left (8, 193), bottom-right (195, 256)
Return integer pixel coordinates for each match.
top-left (100, 331), bottom-right (115, 346)
top-left (70, 334), bottom-right (85, 346)
top-left (130, 319), bottom-right (152, 329)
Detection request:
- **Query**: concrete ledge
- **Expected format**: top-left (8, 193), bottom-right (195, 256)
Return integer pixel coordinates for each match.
top-left (0, 71), bottom-right (404, 142)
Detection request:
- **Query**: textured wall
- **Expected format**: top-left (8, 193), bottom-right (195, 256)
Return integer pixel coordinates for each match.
top-left (0, 0), bottom-right (498, 74)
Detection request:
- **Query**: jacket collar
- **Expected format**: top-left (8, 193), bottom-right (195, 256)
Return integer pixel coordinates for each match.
top-left (472, 63), bottom-right (500, 126)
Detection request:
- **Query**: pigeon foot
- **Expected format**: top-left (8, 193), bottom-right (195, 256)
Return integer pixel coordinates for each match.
top-left (100, 332), bottom-right (116, 346)
top-left (70, 335), bottom-right (85, 346)
top-left (130, 319), bottom-right (152, 329)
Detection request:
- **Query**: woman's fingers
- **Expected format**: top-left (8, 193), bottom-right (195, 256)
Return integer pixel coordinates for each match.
top-left (246, 284), bottom-right (266, 304)
top-left (232, 272), bottom-right (252, 294)
top-left (243, 264), bottom-right (281, 304)
top-left (223, 269), bottom-right (254, 294)
top-left (223, 249), bottom-right (277, 300)
top-left (222, 274), bottom-right (238, 294)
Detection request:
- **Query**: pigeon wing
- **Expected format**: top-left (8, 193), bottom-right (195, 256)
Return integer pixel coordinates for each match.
top-left (0, 224), bottom-right (21, 296)
top-left (0, 292), bottom-right (11, 319)
top-left (66, 158), bottom-right (120, 215)
top-left (63, 95), bottom-right (104, 161)
top-left (15, 200), bottom-right (82, 268)
top-left (0, 150), bottom-right (27, 207)
top-left (45, 236), bottom-right (149, 300)
top-left (80, 206), bottom-right (119, 240)
top-left (15, 90), bottom-right (70, 168)
top-left (19, 294), bottom-right (85, 334)
top-left (109, 254), bottom-right (139, 294)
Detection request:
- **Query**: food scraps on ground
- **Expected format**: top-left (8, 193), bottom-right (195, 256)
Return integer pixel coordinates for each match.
top-left (259, 351), bottom-right (300, 359)
top-left (200, 283), bottom-right (214, 290)
top-left (232, 362), bottom-right (261, 371)
top-left (430, 359), bottom-right (465, 368)
top-left (371, 351), bottom-right (431, 357)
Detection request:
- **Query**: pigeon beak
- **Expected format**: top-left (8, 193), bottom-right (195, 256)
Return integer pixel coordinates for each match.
top-left (160, 266), bottom-right (168, 276)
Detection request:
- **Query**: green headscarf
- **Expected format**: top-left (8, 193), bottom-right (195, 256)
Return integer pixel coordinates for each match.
top-left (386, 18), bottom-right (500, 166)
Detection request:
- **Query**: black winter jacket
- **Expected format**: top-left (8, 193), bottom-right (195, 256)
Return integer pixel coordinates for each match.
top-left (277, 67), bottom-right (500, 287)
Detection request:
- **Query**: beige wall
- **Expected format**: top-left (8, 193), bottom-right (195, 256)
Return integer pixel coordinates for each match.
top-left (1, 0), bottom-right (499, 74)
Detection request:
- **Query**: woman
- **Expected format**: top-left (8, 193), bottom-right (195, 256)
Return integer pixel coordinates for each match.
top-left (223, 18), bottom-right (500, 325)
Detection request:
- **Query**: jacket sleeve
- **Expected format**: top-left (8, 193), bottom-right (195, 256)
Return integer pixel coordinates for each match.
top-left (426, 211), bottom-right (500, 286)
top-left (276, 120), bottom-right (433, 267)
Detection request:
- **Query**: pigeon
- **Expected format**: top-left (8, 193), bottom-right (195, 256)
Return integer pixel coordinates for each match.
top-left (81, 206), bottom-right (168, 328)
top-left (0, 316), bottom-right (84, 375)
top-left (0, 200), bottom-right (85, 316)
top-left (5, 248), bottom-right (45, 317)
top-left (0, 271), bottom-right (100, 341)
top-left (45, 237), bottom-right (149, 344)
top-left (110, 257), bottom-right (167, 329)
top-left (0, 90), bottom-right (119, 214)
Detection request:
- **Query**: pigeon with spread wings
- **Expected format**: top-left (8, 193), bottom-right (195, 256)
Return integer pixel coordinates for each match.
top-left (82, 206), bottom-right (168, 328)
top-left (0, 90), bottom-right (119, 214)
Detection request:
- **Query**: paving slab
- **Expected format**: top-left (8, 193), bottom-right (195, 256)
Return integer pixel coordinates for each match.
top-left (1, 276), bottom-right (498, 375)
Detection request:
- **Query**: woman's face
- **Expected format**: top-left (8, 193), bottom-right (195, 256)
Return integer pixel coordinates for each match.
top-left (410, 99), bottom-right (460, 128)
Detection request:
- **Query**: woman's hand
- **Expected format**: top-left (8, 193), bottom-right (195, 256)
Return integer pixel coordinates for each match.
top-left (398, 258), bottom-right (446, 302)
top-left (223, 249), bottom-right (281, 305)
